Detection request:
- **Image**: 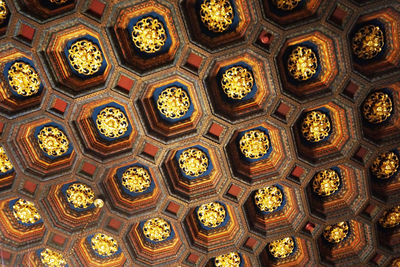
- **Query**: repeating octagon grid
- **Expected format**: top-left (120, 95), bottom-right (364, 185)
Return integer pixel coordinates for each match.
top-left (0, 1), bottom-right (399, 267)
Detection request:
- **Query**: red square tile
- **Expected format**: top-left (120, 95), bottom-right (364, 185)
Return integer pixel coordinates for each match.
top-left (18, 23), bottom-right (35, 41)
top-left (116, 75), bottom-right (134, 93)
top-left (354, 146), bottom-right (368, 162)
top-left (166, 201), bottom-right (180, 215)
top-left (185, 52), bottom-right (203, 70)
top-left (258, 30), bottom-right (272, 45)
top-left (330, 5), bottom-right (347, 26)
top-left (244, 237), bottom-right (258, 250)
top-left (291, 166), bottom-right (304, 178)
top-left (23, 180), bottom-right (37, 194)
top-left (51, 98), bottom-right (68, 114)
top-left (88, 0), bottom-right (106, 18)
top-left (81, 162), bottom-right (96, 176)
top-left (227, 184), bottom-right (241, 198)
top-left (305, 222), bottom-right (315, 232)
top-left (187, 253), bottom-right (200, 264)
top-left (343, 81), bottom-right (359, 98)
top-left (275, 102), bottom-right (290, 118)
top-left (208, 122), bottom-right (224, 138)
top-left (108, 218), bottom-right (122, 230)
top-left (142, 143), bottom-right (159, 158)
top-left (364, 204), bottom-right (376, 216)
top-left (52, 234), bottom-right (66, 246)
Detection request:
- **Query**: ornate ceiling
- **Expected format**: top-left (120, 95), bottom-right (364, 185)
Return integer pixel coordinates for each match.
top-left (0, 0), bottom-right (400, 266)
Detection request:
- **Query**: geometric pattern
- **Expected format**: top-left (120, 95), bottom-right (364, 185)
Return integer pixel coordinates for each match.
top-left (1, 1), bottom-right (400, 266)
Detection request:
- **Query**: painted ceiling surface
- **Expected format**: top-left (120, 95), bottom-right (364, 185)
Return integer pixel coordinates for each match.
top-left (0, 0), bottom-right (400, 266)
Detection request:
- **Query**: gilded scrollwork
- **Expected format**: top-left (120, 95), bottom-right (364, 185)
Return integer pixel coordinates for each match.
top-left (254, 186), bottom-right (283, 212)
top-left (40, 249), bottom-right (66, 267)
top-left (312, 169), bottom-right (341, 196)
top-left (12, 199), bottom-right (41, 224)
top-left (48, 0), bottom-right (69, 4)
top-left (352, 25), bottom-right (384, 60)
top-left (0, 146), bottom-right (13, 174)
top-left (142, 217), bottom-right (171, 242)
top-left (323, 221), bottom-right (349, 243)
top-left (287, 46), bottom-right (318, 81)
top-left (37, 126), bottom-right (70, 157)
top-left (91, 233), bottom-right (119, 257)
top-left (301, 111), bottom-right (331, 143)
top-left (272, 0), bottom-right (302, 11)
top-left (371, 151), bottom-right (399, 179)
top-left (197, 202), bottom-right (226, 228)
top-left (200, 0), bottom-right (234, 33)
top-left (215, 252), bottom-right (241, 267)
top-left (68, 40), bottom-right (103, 76)
top-left (0, 0), bottom-right (8, 24)
top-left (363, 92), bottom-right (392, 124)
top-left (268, 237), bottom-right (295, 259)
top-left (121, 166), bottom-right (151, 193)
top-left (7, 62), bottom-right (41, 97)
top-left (131, 17), bottom-right (167, 53)
top-left (157, 87), bottom-right (190, 119)
top-left (96, 107), bottom-right (129, 139)
top-left (239, 130), bottom-right (270, 159)
top-left (379, 205), bottom-right (400, 228)
top-left (221, 66), bottom-right (254, 100)
top-left (66, 183), bottom-right (95, 209)
top-left (178, 148), bottom-right (209, 177)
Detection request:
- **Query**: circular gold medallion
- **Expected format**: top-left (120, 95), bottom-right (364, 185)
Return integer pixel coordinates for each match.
top-left (143, 217), bottom-right (171, 242)
top-left (200, 0), bottom-right (234, 33)
top-left (68, 39), bottom-right (103, 76)
top-left (197, 202), bottom-right (226, 228)
top-left (131, 17), bottom-right (167, 53)
top-left (352, 25), bottom-right (384, 60)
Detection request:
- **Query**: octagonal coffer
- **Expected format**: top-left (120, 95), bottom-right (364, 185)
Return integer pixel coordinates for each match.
top-left (205, 51), bottom-right (274, 121)
top-left (109, 0), bottom-right (180, 74)
top-left (292, 101), bottom-right (355, 164)
top-left (305, 164), bottom-right (367, 220)
top-left (163, 142), bottom-right (223, 201)
top-left (102, 161), bottom-right (161, 216)
top-left (184, 201), bottom-right (240, 252)
top-left (359, 84), bottom-right (400, 144)
top-left (127, 216), bottom-right (183, 266)
top-left (40, 23), bottom-right (111, 96)
top-left (376, 205), bottom-right (400, 253)
top-left (12, 118), bottom-right (76, 178)
top-left (0, 49), bottom-right (45, 115)
top-left (0, 197), bottom-right (45, 248)
top-left (181, 0), bottom-right (252, 50)
top-left (226, 122), bottom-right (291, 183)
top-left (74, 232), bottom-right (127, 267)
top-left (244, 183), bottom-right (306, 237)
top-left (73, 97), bottom-right (137, 160)
top-left (368, 148), bottom-right (400, 203)
top-left (317, 220), bottom-right (373, 266)
top-left (42, 180), bottom-right (103, 233)
top-left (348, 8), bottom-right (400, 79)
top-left (276, 31), bottom-right (340, 100)
top-left (139, 74), bottom-right (202, 141)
